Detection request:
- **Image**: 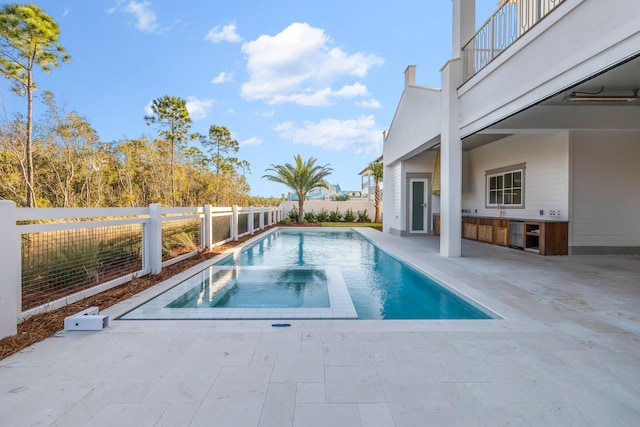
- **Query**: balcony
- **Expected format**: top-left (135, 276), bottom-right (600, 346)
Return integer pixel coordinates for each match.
top-left (462, 0), bottom-right (565, 82)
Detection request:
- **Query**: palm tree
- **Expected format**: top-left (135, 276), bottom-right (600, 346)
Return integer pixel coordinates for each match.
top-left (263, 155), bottom-right (332, 222)
top-left (366, 161), bottom-right (383, 223)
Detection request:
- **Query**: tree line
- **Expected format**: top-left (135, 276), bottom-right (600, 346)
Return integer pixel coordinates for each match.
top-left (0, 3), bottom-right (268, 208)
top-left (0, 91), bottom-right (261, 207)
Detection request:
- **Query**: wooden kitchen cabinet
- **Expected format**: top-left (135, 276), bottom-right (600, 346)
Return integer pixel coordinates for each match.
top-left (524, 221), bottom-right (568, 255)
top-left (477, 218), bottom-right (494, 243)
top-left (463, 217), bottom-right (478, 240)
top-left (461, 216), bottom-right (568, 255)
top-left (493, 218), bottom-right (510, 246)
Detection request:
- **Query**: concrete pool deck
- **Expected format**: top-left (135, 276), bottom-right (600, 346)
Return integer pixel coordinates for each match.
top-left (1, 228), bottom-right (639, 426)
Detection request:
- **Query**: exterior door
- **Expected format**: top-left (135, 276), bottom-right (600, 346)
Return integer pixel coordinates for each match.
top-left (410, 179), bottom-right (428, 233)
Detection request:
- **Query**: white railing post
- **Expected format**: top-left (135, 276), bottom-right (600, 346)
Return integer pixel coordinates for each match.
top-left (260, 206), bottom-right (265, 230)
top-left (149, 203), bottom-right (163, 274)
top-left (0, 200), bottom-right (19, 339)
top-left (232, 205), bottom-right (239, 241)
top-left (204, 204), bottom-right (212, 250)
top-left (268, 207), bottom-right (273, 226)
top-left (248, 206), bottom-right (255, 235)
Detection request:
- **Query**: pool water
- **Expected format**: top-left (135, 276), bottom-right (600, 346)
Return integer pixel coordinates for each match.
top-left (218, 229), bottom-right (491, 320)
top-left (167, 268), bottom-right (330, 309)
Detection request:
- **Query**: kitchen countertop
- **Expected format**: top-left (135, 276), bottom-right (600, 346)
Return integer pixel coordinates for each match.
top-left (433, 213), bottom-right (568, 223)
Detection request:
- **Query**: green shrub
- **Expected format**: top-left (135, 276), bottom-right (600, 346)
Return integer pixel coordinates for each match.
top-left (357, 210), bottom-right (371, 223)
top-left (304, 212), bottom-right (317, 223)
top-left (287, 206), bottom-right (299, 222)
top-left (316, 208), bottom-right (329, 222)
top-left (329, 207), bottom-right (342, 222)
top-left (343, 208), bottom-right (356, 222)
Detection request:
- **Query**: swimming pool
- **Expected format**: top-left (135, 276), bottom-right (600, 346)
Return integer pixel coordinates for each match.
top-left (122, 228), bottom-right (493, 320)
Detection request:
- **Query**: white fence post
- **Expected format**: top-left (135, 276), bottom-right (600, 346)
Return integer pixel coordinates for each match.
top-left (248, 206), bottom-right (255, 235)
top-left (232, 205), bottom-right (239, 241)
top-left (260, 206), bottom-right (265, 230)
top-left (0, 201), bottom-right (19, 339)
top-left (204, 204), bottom-right (212, 250)
top-left (149, 203), bottom-right (163, 275)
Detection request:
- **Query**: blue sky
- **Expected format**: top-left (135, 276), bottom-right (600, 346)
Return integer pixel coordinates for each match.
top-left (1, 1), bottom-right (497, 198)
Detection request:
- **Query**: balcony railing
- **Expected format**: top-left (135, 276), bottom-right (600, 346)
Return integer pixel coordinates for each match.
top-left (462, 0), bottom-right (565, 82)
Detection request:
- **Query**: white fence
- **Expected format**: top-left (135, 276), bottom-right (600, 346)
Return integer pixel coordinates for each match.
top-left (0, 200), bottom-right (283, 340)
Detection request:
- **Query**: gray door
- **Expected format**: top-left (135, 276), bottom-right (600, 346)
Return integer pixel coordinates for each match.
top-left (410, 179), bottom-right (428, 233)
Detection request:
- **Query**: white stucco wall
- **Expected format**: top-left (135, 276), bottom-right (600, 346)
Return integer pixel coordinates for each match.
top-left (463, 133), bottom-right (570, 220)
top-left (570, 130), bottom-right (640, 252)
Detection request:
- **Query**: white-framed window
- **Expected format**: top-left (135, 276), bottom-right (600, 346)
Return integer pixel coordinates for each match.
top-left (486, 165), bottom-right (524, 207)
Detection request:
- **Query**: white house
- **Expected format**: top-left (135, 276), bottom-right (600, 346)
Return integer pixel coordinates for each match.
top-left (383, 0), bottom-right (640, 256)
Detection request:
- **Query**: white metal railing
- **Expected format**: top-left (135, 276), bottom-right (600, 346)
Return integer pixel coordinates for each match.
top-left (0, 200), bottom-right (283, 339)
top-left (462, 0), bottom-right (565, 82)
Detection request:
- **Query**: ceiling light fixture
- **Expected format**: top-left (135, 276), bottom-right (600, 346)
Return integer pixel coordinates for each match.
top-left (565, 87), bottom-right (639, 102)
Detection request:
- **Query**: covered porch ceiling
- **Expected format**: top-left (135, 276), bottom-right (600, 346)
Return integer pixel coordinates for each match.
top-left (462, 54), bottom-right (640, 150)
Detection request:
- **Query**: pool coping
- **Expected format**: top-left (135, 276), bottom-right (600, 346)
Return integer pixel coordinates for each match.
top-left (120, 265), bottom-right (358, 320)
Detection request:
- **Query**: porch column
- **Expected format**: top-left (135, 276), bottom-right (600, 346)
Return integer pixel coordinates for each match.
top-left (0, 201), bottom-right (18, 339)
top-left (452, 0), bottom-right (476, 57)
top-left (440, 58), bottom-right (463, 257)
top-left (148, 203), bottom-right (163, 274)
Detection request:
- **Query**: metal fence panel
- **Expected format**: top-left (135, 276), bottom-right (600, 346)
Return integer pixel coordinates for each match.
top-left (161, 217), bottom-right (202, 262)
top-left (212, 215), bottom-right (232, 244)
top-left (21, 223), bottom-right (143, 311)
top-left (238, 213), bottom-right (249, 236)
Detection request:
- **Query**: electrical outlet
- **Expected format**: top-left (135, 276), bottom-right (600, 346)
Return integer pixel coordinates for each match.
top-left (557, 209), bottom-right (562, 216)
top-left (549, 209), bottom-right (555, 216)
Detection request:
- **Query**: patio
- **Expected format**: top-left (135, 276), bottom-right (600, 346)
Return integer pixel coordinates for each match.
top-left (1, 229), bottom-right (639, 426)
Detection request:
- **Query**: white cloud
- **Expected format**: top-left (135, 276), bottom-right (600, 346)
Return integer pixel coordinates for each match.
top-left (143, 100), bottom-right (153, 116)
top-left (205, 23), bottom-right (242, 43)
top-left (240, 23), bottom-right (383, 105)
top-left (270, 88), bottom-right (334, 107)
top-left (356, 99), bottom-right (382, 108)
top-left (185, 96), bottom-right (214, 120)
top-left (257, 109), bottom-right (275, 117)
top-left (240, 136), bottom-right (263, 146)
top-left (211, 71), bottom-right (235, 84)
top-left (274, 115), bottom-right (382, 154)
top-left (123, 1), bottom-right (158, 33)
top-left (268, 83), bottom-right (370, 107)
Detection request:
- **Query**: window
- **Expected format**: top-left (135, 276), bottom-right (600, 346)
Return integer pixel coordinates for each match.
top-left (486, 166), bottom-right (524, 207)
